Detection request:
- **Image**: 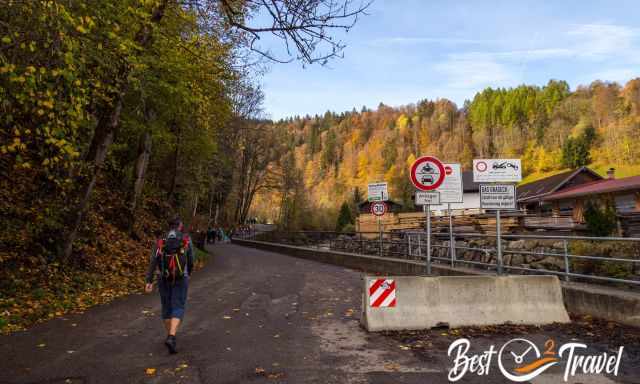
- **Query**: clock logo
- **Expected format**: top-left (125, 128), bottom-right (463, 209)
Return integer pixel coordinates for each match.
top-left (498, 338), bottom-right (559, 382)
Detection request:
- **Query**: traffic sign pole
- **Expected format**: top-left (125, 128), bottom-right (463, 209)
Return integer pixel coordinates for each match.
top-left (424, 204), bottom-right (431, 275)
top-left (496, 209), bottom-right (503, 275)
top-left (409, 155), bottom-right (446, 276)
top-left (378, 216), bottom-right (382, 257)
top-left (448, 203), bottom-right (455, 267)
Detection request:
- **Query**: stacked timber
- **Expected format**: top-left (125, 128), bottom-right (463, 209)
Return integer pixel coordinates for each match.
top-left (620, 213), bottom-right (640, 237)
top-left (475, 215), bottom-right (520, 234)
top-left (357, 212), bottom-right (503, 234)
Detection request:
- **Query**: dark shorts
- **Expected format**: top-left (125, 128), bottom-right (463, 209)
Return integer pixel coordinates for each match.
top-left (158, 277), bottom-right (189, 320)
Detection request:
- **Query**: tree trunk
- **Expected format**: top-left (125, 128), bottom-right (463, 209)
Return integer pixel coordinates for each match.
top-left (214, 199), bottom-right (220, 226)
top-left (62, 97), bottom-right (122, 259)
top-left (192, 193), bottom-right (198, 221)
top-left (60, 1), bottom-right (169, 259)
top-left (127, 131), bottom-right (152, 233)
top-left (169, 122), bottom-right (181, 204)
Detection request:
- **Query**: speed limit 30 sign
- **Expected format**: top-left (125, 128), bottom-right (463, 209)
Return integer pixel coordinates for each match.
top-left (370, 201), bottom-right (387, 216)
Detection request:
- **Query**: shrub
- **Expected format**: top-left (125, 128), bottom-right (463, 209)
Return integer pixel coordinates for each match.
top-left (584, 200), bottom-right (617, 237)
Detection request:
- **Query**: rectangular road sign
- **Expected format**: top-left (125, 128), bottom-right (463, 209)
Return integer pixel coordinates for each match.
top-left (473, 159), bottom-right (522, 182)
top-left (480, 184), bottom-right (517, 210)
top-left (438, 163), bottom-right (463, 203)
top-left (368, 182), bottom-right (388, 202)
top-left (415, 191), bottom-right (440, 206)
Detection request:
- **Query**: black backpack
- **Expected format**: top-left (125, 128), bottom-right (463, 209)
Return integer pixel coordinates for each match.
top-left (156, 230), bottom-right (189, 283)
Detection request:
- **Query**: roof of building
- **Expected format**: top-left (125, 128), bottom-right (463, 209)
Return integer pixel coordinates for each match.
top-left (516, 167), bottom-right (602, 202)
top-left (543, 175), bottom-right (640, 201)
top-left (462, 170), bottom-right (481, 193)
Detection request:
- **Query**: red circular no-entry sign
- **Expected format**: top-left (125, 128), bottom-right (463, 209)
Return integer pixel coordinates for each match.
top-left (410, 156), bottom-right (446, 191)
top-left (370, 201), bottom-right (388, 216)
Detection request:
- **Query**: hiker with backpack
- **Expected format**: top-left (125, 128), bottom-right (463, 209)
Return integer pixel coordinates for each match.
top-left (144, 217), bottom-right (194, 354)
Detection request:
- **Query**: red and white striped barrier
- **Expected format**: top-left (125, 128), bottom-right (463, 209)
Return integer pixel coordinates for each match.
top-left (368, 278), bottom-right (396, 307)
top-left (361, 275), bottom-right (570, 332)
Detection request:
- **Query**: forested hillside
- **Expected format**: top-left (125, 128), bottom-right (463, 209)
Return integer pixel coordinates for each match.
top-left (252, 79), bottom-right (640, 229)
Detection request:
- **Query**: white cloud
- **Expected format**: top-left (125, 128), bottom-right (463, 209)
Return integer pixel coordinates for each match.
top-left (434, 52), bottom-right (516, 89)
top-left (586, 68), bottom-right (638, 84)
top-left (493, 48), bottom-right (575, 60)
top-left (369, 37), bottom-right (488, 47)
top-left (568, 23), bottom-right (639, 58)
top-left (432, 22), bottom-right (640, 91)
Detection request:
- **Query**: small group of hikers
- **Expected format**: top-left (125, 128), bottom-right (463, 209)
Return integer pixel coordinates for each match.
top-left (205, 226), bottom-right (227, 244)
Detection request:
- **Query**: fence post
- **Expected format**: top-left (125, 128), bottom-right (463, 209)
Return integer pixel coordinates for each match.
top-left (407, 234), bottom-right (411, 259)
top-left (563, 239), bottom-right (570, 282)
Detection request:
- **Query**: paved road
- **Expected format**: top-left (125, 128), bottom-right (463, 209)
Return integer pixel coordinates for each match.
top-left (1, 244), bottom-right (638, 384)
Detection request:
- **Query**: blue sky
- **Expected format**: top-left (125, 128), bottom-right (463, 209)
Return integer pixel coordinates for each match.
top-left (257, 0), bottom-right (640, 120)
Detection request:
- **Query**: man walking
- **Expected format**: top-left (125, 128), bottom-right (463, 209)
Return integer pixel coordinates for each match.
top-left (145, 217), bottom-right (194, 354)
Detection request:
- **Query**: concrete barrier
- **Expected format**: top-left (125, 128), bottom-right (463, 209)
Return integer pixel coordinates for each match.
top-left (233, 239), bottom-right (640, 328)
top-left (361, 275), bottom-right (570, 331)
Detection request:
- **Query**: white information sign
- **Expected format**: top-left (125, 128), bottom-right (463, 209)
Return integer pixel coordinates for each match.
top-left (437, 163), bottom-right (463, 203)
top-left (473, 159), bottom-right (522, 182)
top-left (415, 191), bottom-right (441, 206)
top-left (368, 182), bottom-right (389, 202)
top-left (480, 184), bottom-right (517, 210)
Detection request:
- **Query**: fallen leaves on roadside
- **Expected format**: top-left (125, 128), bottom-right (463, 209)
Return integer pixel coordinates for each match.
top-left (36, 343), bottom-right (46, 348)
top-left (145, 368), bottom-right (156, 375)
top-left (383, 362), bottom-right (400, 371)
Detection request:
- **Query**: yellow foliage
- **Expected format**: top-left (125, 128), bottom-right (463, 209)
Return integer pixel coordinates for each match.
top-left (396, 114), bottom-right (409, 136)
top-left (406, 153), bottom-right (416, 168)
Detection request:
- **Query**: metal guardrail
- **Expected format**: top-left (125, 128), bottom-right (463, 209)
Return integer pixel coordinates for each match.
top-left (235, 230), bottom-right (640, 287)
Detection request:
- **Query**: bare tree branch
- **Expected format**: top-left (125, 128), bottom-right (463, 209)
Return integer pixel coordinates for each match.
top-left (182, 0), bottom-right (372, 65)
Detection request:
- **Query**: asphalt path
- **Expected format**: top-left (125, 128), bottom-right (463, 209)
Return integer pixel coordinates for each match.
top-left (1, 243), bottom-right (638, 384)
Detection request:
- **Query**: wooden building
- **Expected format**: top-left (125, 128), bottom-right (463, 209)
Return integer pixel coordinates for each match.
top-left (542, 170), bottom-right (640, 223)
top-left (517, 166), bottom-right (602, 213)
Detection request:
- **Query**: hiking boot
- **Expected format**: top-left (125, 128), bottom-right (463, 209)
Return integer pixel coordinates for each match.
top-left (165, 335), bottom-right (177, 354)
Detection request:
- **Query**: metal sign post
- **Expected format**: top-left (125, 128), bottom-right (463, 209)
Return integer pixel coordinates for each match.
top-left (378, 216), bottom-right (383, 256)
top-left (496, 209), bottom-right (503, 275)
top-left (479, 184), bottom-right (517, 276)
top-left (448, 203), bottom-right (455, 267)
top-left (409, 155), bottom-right (446, 276)
top-left (424, 204), bottom-right (431, 275)
top-left (370, 201), bottom-right (387, 257)
top-left (415, 191), bottom-right (439, 275)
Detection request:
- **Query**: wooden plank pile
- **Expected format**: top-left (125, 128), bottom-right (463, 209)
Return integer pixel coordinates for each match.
top-left (620, 213), bottom-right (640, 237)
top-left (357, 212), bottom-right (521, 234)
